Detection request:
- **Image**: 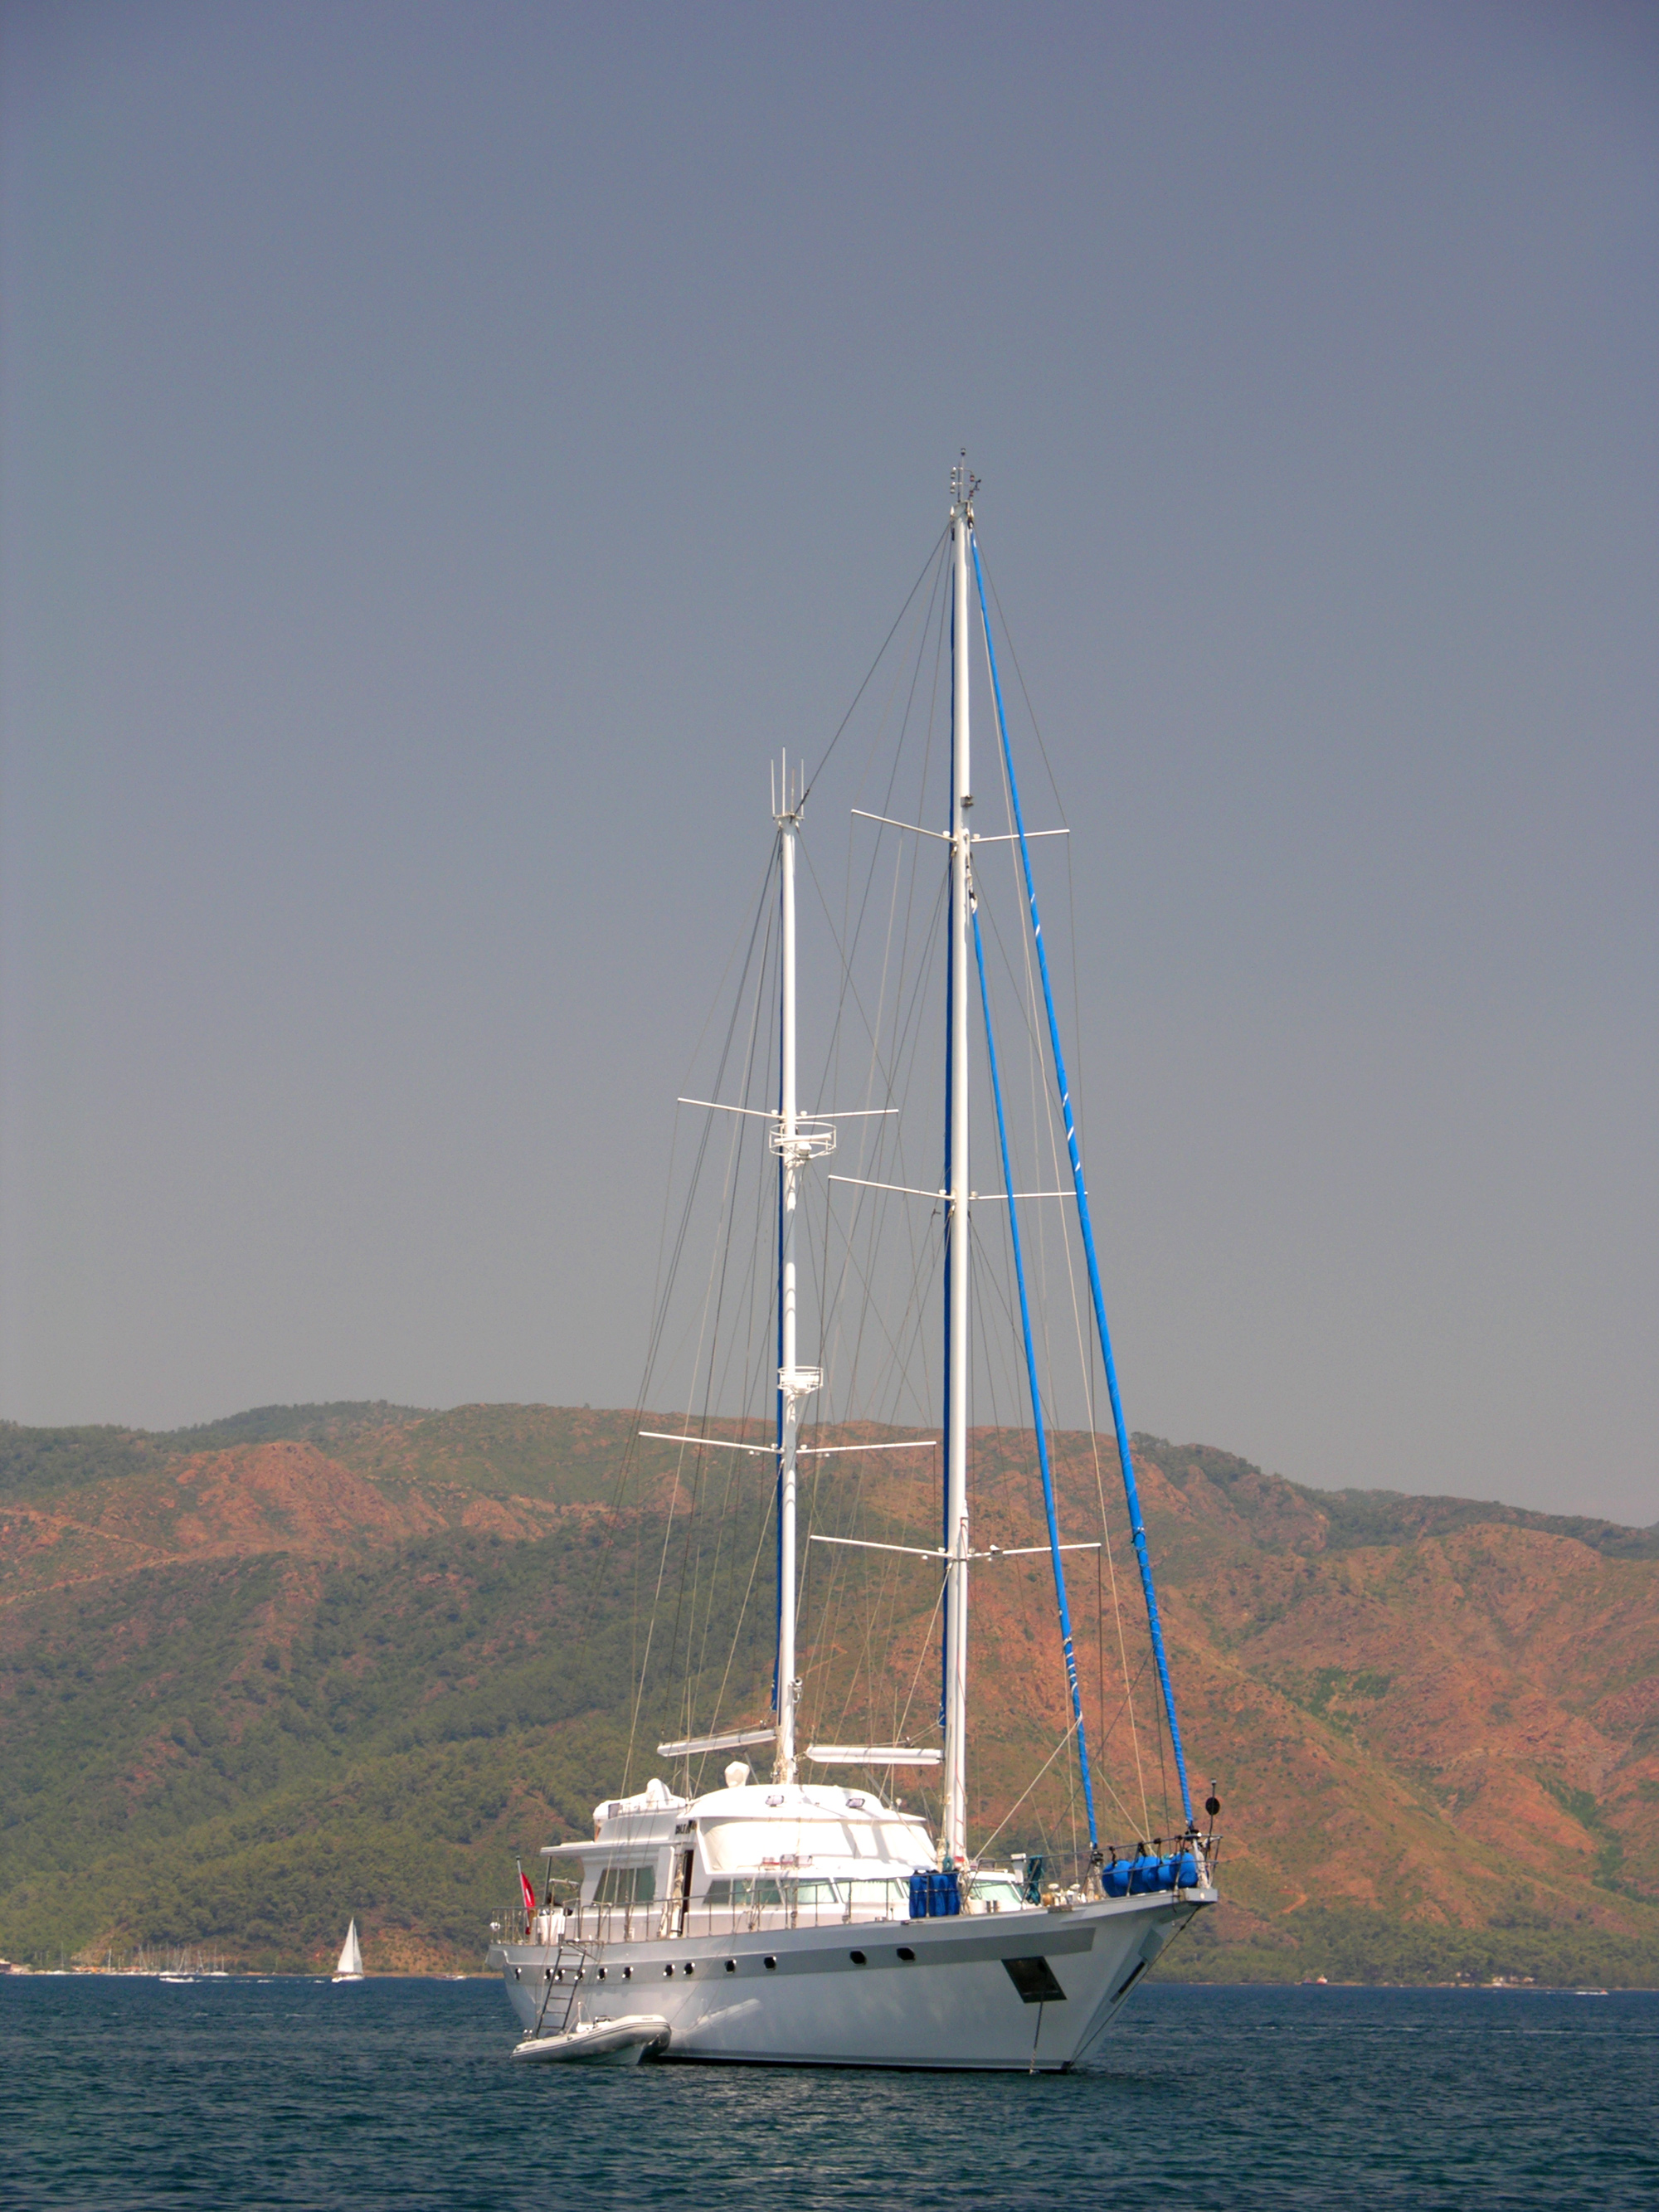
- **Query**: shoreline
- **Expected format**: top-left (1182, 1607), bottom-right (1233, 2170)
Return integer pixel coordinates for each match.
top-left (3, 1966), bottom-right (1653, 1991)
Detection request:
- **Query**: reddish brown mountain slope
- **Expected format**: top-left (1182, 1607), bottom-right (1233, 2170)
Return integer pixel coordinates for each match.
top-left (0, 1405), bottom-right (1652, 1980)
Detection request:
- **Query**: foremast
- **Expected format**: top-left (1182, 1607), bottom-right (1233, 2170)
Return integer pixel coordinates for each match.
top-left (941, 461), bottom-right (975, 1864)
top-left (772, 760), bottom-right (828, 1784)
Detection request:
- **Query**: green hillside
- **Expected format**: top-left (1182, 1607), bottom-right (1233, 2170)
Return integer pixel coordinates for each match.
top-left (1, 1505), bottom-right (777, 1968)
top-left (2, 1404), bottom-right (1656, 1983)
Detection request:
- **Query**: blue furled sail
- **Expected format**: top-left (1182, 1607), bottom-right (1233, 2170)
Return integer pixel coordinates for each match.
top-left (972, 537), bottom-right (1195, 1828)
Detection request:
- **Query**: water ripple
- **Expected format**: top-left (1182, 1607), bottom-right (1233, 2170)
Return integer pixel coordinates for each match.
top-left (1, 1978), bottom-right (1653, 2210)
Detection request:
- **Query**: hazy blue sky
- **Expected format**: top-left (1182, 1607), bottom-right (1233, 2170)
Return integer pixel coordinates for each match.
top-left (2, 2), bottom-right (1654, 1522)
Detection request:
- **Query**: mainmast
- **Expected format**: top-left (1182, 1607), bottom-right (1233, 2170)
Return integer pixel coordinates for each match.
top-left (772, 756), bottom-right (824, 1785)
top-left (941, 459), bottom-right (976, 1864)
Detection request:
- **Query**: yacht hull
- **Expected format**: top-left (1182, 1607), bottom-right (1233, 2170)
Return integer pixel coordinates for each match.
top-left (490, 1887), bottom-right (1213, 2072)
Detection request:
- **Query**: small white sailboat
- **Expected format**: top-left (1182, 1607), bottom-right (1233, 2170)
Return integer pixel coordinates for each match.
top-left (332, 1918), bottom-right (365, 1983)
top-left (489, 464), bottom-right (1221, 2069)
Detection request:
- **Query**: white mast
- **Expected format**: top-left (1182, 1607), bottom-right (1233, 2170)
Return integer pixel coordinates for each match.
top-left (772, 755), bottom-right (824, 1786)
top-left (942, 459), bottom-right (975, 1864)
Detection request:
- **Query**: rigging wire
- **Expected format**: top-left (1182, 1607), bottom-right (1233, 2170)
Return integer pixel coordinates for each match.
top-left (977, 541), bottom-right (1168, 1839)
top-left (977, 856), bottom-right (1151, 1837)
top-left (623, 858), bottom-right (781, 1790)
top-left (662, 886), bottom-right (805, 1789)
top-left (607, 513), bottom-right (1189, 1872)
top-left (801, 528), bottom-right (949, 807)
top-left (975, 634), bottom-right (1157, 1841)
top-left (563, 843), bottom-right (783, 1757)
top-left (972, 532), bottom-right (1194, 1832)
top-left (971, 897), bottom-right (1098, 1851)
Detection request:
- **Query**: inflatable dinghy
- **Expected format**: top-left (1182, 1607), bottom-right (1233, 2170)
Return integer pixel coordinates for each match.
top-left (511, 2013), bottom-right (670, 2065)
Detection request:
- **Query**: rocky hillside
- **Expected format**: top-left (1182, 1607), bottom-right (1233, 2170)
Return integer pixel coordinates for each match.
top-left (0, 1405), bottom-right (1654, 1983)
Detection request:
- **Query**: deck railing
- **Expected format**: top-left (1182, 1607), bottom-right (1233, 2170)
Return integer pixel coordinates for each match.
top-left (505, 1889), bottom-right (1035, 1947)
top-left (502, 1845), bottom-right (1210, 1949)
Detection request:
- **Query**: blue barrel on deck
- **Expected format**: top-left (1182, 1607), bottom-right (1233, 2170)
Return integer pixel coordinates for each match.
top-left (1172, 1850), bottom-right (1199, 1889)
top-left (908, 1872), bottom-right (930, 1919)
top-left (926, 1869), bottom-right (961, 1917)
top-left (1126, 1851), bottom-right (1161, 1895)
top-left (1102, 1859), bottom-right (1130, 1898)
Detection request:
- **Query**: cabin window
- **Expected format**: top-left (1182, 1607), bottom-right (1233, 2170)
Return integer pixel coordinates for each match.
top-left (703, 1878), bottom-right (781, 1908)
top-left (592, 1863), bottom-right (657, 1906)
top-left (701, 1876), bottom-right (834, 1908)
top-left (970, 1878), bottom-right (1025, 1909)
top-left (842, 1879), bottom-right (907, 1911)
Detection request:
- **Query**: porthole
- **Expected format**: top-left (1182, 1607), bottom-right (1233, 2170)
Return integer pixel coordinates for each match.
top-left (849, 1951), bottom-right (867, 1966)
top-left (684, 1962), bottom-right (695, 1976)
top-left (724, 1959), bottom-right (737, 1974)
top-left (622, 1966), bottom-right (632, 1981)
top-left (897, 1947), bottom-right (916, 1962)
top-left (763, 1955), bottom-right (777, 1971)
top-left (664, 1962), bottom-right (674, 1977)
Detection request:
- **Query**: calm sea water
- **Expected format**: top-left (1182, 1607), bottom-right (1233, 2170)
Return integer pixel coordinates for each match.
top-left (2, 1976), bottom-right (1654, 2210)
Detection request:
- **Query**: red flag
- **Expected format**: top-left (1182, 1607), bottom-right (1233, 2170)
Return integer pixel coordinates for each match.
top-left (519, 1867), bottom-right (538, 1922)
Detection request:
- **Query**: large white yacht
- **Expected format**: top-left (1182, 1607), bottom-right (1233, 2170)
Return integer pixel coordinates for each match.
top-left (488, 464), bottom-right (1219, 2068)
top-left (494, 1767), bottom-right (1210, 2069)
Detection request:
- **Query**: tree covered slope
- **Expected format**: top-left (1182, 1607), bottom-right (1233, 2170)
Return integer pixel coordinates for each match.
top-left (1, 1405), bottom-right (1654, 1982)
